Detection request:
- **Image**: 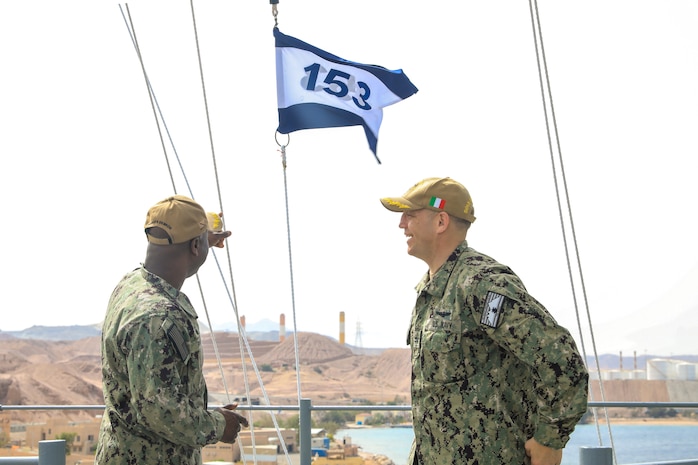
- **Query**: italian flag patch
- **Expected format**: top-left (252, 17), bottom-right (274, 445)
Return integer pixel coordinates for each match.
top-left (429, 197), bottom-right (446, 209)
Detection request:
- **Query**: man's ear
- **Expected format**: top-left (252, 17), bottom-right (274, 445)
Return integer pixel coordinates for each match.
top-left (189, 236), bottom-right (201, 256)
top-left (436, 211), bottom-right (450, 232)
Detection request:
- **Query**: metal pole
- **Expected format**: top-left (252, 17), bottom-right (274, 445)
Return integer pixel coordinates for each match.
top-left (580, 446), bottom-right (612, 465)
top-left (299, 398), bottom-right (311, 465)
top-left (38, 440), bottom-right (65, 465)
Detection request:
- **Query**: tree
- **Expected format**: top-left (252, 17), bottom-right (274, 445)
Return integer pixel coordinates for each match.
top-left (56, 432), bottom-right (77, 455)
top-left (366, 412), bottom-right (387, 425)
top-left (280, 413), bottom-right (305, 430)
top-left (645, 407), bottom-right (678, 419)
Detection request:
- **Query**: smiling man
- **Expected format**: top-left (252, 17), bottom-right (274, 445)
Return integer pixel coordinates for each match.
top-left (380, 177), bottom-right (589, 465)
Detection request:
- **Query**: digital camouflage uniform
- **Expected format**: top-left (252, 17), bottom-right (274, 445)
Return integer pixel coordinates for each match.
top-left (408, 241), bottom-right (588, 465)
top-left (96, 266), bottom-right (226, 465)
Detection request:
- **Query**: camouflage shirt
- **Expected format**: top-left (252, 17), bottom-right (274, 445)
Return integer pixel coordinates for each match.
top-left (408, 241), bottom-right (588, 465)
top-left (96, 266), bottom-right (225, 465)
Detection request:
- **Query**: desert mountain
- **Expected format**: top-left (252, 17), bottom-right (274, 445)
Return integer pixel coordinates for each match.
top-left (2, 330), bottom-right (697, 425)
top-left (0, 331), bottom-right (412, 423)
top-left (200, 332), bottom-right (411, 405)
top-left (0, 337), bottom-right (103, 422)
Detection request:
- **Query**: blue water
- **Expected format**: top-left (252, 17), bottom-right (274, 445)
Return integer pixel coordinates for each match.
top-left (336, 424), bottom-right (698, 465)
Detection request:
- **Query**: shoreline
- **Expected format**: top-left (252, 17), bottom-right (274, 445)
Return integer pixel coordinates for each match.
top-left (345, 419), bottom-right (698, 465)
top-left (343, 417), bottom-right (698, 430)
top-left (587, 417), bottom-right (698, 426)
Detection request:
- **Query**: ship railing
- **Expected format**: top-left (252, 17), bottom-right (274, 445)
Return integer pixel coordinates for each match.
top-left (2, 401), bottom-right (698, 465)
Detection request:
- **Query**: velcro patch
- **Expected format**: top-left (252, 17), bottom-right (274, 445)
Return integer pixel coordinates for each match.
top-left (481, 292), bottom-right (505, 328)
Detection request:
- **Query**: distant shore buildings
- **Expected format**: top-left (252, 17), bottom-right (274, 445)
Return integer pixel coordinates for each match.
top-left (590, 357), bottom-right (698, 381)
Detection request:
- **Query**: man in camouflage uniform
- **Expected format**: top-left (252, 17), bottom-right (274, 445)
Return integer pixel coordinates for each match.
top-left (96, 195), bottom-right (248, 465)
top-left (380, 178), bottom-right (588, 465)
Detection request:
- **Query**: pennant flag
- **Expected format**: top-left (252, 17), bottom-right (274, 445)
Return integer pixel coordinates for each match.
top-left (274, 27), bottom-right (418, 163)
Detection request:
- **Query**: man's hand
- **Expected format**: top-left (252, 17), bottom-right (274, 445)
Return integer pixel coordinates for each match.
top-left (207, 212), bottom-right (231, 248)
top-left (209, 230), bottom-right (231, 248)
top-left (217, 403), bottom-right (249, 444)
top-left (525, 437), bottom-right (562, 465)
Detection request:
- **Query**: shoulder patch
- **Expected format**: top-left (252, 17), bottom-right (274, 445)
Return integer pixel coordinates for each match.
top-left (481, 291), bottom-right (506, 328)
top-left (163, 319), bottom-right (190, 363)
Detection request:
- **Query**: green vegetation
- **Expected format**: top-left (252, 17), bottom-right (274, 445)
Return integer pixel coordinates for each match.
top-left (645, 407), bottom-right (678, 418)
top-left (252, 412), bottom-right (303, 429)
top-left (56, 432), bottom-right (77, 455)
top-left (315, 410), bottom-right (354, 435)
top-left (281, 413), bottom-right (303, 430)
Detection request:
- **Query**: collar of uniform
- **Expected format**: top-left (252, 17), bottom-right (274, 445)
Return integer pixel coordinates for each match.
top-left (139, 265), bottom-right (199, 320)
top-left (416, 240), bottom-right (469, 296)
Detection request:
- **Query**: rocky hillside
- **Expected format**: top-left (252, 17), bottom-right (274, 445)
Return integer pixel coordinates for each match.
top-left (0, 337), bottom-right (103, 422)
top-left (0, 332), bottom-right (412, 422)
top-left (201, 332), bottom-right (411, 405)
top-left (2, 331), bottom-right (697, 424)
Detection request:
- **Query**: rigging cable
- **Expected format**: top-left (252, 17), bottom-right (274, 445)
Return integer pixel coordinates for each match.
top-left (121, 4), bottom-right (177, 194)
top-left (119, 5), bottom-right (241, 416)
top-left (275, 136), bottom-right (304, 409)
top-left (526, 1), bottom-right (617, 463)
top-left (188, 0), bottom-right (299, 461)
top-left (120, 2), bottom-right (240, 414)
top-left (120, 3), bottom-right (235, 410)
top-left (119, 3), bottom-right (295, 463)
top-left (271, 0), bottom-right (305, 417)
top-left (120, 5), bottom-right (237, 408)
top-left (184, 1), bottom-right (259, 449)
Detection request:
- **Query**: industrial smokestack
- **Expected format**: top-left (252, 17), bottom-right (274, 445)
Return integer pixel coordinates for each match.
top-left (620, 351), bottom-right (623, 371)
top-left (280, 313), bottom-right (286, 342)
top-left (339, 311), bottom-right (345, 345)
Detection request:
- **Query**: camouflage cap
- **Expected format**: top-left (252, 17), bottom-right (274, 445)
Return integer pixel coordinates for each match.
top-left (144, 195), bottom-right (209, 245)
top-left (380, 177), bottom-right (476, 222)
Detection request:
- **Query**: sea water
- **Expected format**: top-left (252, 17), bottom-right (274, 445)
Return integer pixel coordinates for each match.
top-left (336, 423), bottom-right (698, 465)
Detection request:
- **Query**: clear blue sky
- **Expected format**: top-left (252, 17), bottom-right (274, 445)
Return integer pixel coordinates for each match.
top-left (1, 1), bottom-right (697, 356)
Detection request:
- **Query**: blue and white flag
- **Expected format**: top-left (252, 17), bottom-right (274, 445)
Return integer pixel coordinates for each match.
top-left (274, 27), bottom-right (418, 163)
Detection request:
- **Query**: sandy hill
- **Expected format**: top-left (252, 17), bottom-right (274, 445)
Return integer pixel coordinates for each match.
top-left (0, 337), bottom-right (103, 422)
top-left (0, 332), bottom-right (412, 422)
top-left (2, 332), bottom-right (697, 424)
top-left (201, 332), bottom-right (411, 405)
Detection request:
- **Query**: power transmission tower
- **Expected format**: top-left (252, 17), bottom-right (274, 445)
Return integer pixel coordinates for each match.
top-left (354, 320), bottom-right (363, 350)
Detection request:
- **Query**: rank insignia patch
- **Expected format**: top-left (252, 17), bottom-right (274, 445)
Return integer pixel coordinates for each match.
top-left (481, 292), bottom-right (505, 328)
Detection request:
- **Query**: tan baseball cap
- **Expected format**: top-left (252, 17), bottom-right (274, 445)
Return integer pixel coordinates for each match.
top-left (144, 195), bottom-right (209, 245)
top-left (380, 177), bottom-right (476, 222)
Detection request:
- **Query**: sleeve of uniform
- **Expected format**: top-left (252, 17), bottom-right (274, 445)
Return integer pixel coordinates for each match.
top-left (120, 316), bottom-right (226, 447)
top-left (473, 273), bottom-right (589, 450)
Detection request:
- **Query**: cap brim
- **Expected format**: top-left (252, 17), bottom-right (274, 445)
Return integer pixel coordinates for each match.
top-left (380, 197), bottom-right (419, 212)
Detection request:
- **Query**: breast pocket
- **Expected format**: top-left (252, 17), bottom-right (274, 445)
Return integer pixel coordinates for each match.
top-left (421, 317), bottom-right (464, 383)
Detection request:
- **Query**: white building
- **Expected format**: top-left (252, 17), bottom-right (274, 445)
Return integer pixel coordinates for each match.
top-left (647, 358), bottom-right (698, 380)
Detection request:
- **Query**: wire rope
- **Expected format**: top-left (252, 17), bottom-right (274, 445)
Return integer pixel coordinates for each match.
top-left (276, 142), bottom-right (304, 408)
top-left (120, 2), bottom-right (296, 462)
top-left (526, 1), bottom-right (617, 462)
top-left (120, 2), bottom-right (238, 428)
top-left (121, 5), bottom-right (176, 193)
top-left (270, 0), bottom-right (305, 430)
